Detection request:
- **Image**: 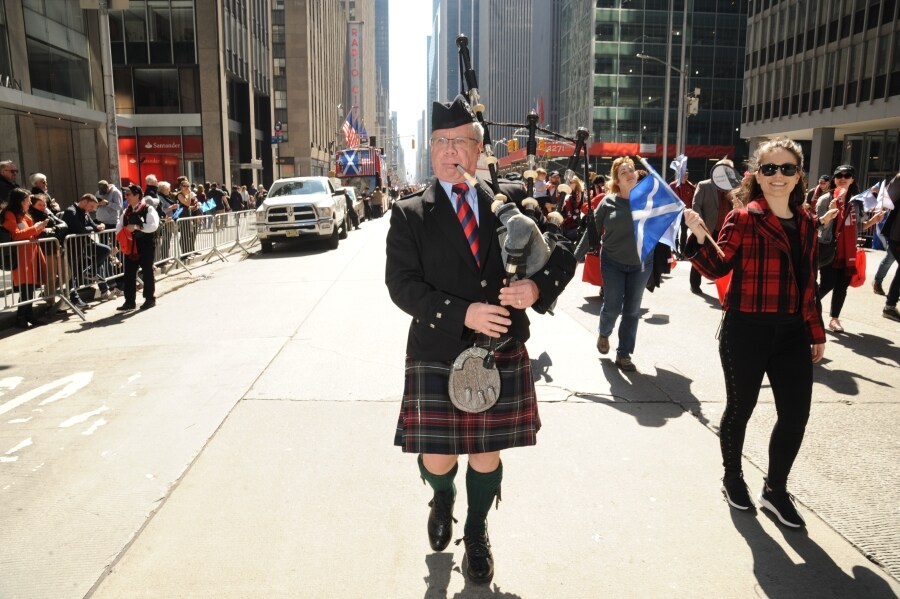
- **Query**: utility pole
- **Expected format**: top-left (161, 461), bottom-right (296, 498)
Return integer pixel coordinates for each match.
top-left (97, 0), bottom-right (120, 185)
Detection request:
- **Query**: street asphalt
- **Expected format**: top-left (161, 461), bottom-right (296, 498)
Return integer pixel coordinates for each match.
top-left (1, 214), bottom-right (898, 598)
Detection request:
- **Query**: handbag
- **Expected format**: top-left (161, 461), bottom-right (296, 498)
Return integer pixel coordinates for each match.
top-left (849, 248), bottom-right (866, 287)
top-left (817, 239), bottom-right (836, 269)
top-left (582, 250), bottom-right (603, 286)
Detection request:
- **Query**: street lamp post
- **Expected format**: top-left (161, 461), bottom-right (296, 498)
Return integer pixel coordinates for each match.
top-left (637, 52), bottom-right (687, 171)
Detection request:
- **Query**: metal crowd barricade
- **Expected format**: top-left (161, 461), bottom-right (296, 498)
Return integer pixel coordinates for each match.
top-left (64, 231), bottom-right (121, 303)
top-left (2, 236), bottom-right (85, 320)
top-left (4, 210), bottom-right (260, 323)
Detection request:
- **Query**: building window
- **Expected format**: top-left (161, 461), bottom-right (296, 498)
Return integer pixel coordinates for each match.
top-left (27, 38), bottom-right (91, 105)
top-left (133, 68), bottom-right (180, 113)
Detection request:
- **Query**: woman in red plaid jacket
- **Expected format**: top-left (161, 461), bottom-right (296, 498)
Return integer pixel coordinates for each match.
top-left (683, 137), bottom-right (825, 530)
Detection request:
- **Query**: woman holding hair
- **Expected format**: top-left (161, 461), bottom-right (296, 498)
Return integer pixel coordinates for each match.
top-left (1, 188), bottom-right (48, 327)
top-left (593, 157), bottom-right (653, 372)
top-left (683, 138), bottom-right (824, 528)
top-left (815, 165), bottom-right (884, 332)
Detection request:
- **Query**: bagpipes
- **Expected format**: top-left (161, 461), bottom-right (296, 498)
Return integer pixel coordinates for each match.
top-left (448, 35), bottom-right (578, 415)
top-left (455, 33), bottom-right (596, 238)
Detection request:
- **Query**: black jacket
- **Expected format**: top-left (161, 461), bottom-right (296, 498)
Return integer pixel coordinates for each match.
top-left (385, 177), bottom-right (574, 361)
top-left (62, 204), bottom-right (103, 236)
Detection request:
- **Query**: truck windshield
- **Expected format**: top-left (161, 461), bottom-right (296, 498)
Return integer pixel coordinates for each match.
top-left (270, 180), bottom-right (326, 197)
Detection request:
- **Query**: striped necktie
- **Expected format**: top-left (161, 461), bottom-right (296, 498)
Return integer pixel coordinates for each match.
top-left (452, 183), bottom-right (480, 268)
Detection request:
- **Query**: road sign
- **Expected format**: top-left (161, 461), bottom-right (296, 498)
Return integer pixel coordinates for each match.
top-left (271, 135), bottom-right (284, 145)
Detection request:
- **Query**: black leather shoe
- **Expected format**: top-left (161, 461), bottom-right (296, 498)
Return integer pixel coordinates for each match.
top-left (427, 491), bottom-right (455, 551)
top-left (458, 533), bottom-right (494, 584)
top-left (14, 316), bottom-right (31, 329)
top-left (116, 303), bottom-right (136, 311)
top-left (139, 298), bottom-right (156, 311)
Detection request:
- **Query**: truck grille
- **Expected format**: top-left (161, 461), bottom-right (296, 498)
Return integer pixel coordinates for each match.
top-left (265, 205), bottom-right (318, 224)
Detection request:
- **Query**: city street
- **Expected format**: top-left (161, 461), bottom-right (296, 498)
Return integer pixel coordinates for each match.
top-left (1, 215), bottom-right (898, 598)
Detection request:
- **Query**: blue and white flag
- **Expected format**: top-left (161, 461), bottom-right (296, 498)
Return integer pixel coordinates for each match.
top-left (669, 154), bottom-right (688, 187)
top-left (340, 149), bottom-right (360, 175)
top-left (631, 157), bottom-right (686, 263)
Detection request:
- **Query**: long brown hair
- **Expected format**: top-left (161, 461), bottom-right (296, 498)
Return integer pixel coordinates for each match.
top-left (740, 137), bottom-right (807, 207)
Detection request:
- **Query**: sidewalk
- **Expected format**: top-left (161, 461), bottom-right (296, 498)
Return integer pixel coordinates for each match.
top-left (89, 247), bottom-right (900, 598)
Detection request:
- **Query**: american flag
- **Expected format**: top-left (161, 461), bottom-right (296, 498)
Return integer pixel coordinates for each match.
top-left (342, 113), bottom-right (360, 147)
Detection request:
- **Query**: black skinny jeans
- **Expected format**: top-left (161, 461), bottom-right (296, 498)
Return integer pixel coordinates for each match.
top-left (817, 265), bottom-right (852, 318)
top-left (718, 312), bottom-right (812, 490)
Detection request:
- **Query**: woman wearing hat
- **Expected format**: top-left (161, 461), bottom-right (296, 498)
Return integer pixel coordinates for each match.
top-left (816, 165), bottom-right (884, 332)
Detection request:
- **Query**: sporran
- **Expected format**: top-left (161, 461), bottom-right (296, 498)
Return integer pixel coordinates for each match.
top-left (448, 346), bottom-right (501, 413)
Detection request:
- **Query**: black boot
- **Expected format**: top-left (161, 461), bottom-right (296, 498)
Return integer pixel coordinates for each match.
top-left (418, 455), bottom-right (458, 552)
top-left (457, 531), bottom-right (493, 584)
top-left (459, 462), bottom-right (502, 584)
top-left (427, 489), bottom-right (456, 551)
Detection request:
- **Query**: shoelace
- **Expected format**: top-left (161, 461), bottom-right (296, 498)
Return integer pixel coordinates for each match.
top-left (455, 534), bottom-right (491, 557)
top-left (427, 498), bottom-right (457, 523)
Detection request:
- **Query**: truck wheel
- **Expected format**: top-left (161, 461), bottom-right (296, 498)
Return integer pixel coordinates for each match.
top-left (328, 222), bottom-right (340, 249)
top-left (260, 240), bottom-right (273, 254)
top-left (339, 213), bottom-right (349, 239)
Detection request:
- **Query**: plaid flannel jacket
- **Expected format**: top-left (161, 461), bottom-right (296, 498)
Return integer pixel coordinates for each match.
top-left (687, 197), bottom-right (826, 345)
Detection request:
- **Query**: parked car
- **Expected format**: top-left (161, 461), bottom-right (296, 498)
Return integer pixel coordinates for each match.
top-left (255, 176), bottom-right (348, 253)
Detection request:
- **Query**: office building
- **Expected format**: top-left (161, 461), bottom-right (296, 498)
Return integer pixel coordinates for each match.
top-left (274, 0), bottom-right (344, 177)
top-left (741, 0), bottom-right (900, 184)
top-left (0, 1), bottom-right (112, 204)
top-left (110, 0), bottom-right (272, 188)
top-left (557, 0), bottom-right (749, 178)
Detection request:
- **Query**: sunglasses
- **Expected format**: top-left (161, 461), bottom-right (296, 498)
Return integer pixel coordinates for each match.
top-left (759, 163), bottom-right (799, 177)
top-left (833, 172), bottom-right (853, 179)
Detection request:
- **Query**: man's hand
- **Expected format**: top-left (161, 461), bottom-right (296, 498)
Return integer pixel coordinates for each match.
top-left (498, 279), bottom-right (539, 310)
top-left (465, 302), bottom-right (511, 338)
top-left (96, 223), bottom-right (106, 231)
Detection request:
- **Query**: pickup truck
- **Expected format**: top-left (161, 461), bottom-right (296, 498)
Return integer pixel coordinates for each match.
top-left (255, 176), bottom-right (349, 253)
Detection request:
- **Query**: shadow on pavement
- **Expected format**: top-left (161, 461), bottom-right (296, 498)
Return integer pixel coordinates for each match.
top-left (573, 361), bottom-right (709, 428)
top-left (813, 362), bottom-right (893, 397)
top-left (730, 509), bottom-right (897, 598)
top-left (823, 330), bottom-right (900, 369)
top-left (64, 310), bottom-right (140, 332)
top-left (422, 552), bottom-right (524, 598)
top-left (530, 351), bottom-right (554, 383)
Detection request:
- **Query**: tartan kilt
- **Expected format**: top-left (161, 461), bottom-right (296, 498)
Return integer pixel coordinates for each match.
top-left (394, 342), bottom-right (540, 455)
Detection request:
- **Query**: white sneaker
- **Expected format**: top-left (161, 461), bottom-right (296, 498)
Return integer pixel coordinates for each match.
top-left (114, 288), bottom-right (124, 297)
top-left (99, 290), bottom-right (112, 301)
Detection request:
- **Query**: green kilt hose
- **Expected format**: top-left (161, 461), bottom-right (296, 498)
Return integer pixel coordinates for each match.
top-left (394, 342), bottom-right (540, 455)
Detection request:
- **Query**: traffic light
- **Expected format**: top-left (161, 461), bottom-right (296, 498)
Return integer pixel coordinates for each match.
top-left (507, 139), bottom-right (519, 152)
top-left (411, 139), bottom-right (415, 149)
top-left (538, 138), bottom-right (546, 154)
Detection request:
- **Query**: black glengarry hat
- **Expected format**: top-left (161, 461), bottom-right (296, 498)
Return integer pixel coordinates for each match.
top-left (432, 94), bottom-right (477, 131)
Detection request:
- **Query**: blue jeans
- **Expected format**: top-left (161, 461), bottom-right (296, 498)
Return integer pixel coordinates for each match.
top-left (874, 250), bottom-right (896, 284)
top-left (598, 253), bottom-right (653, 359)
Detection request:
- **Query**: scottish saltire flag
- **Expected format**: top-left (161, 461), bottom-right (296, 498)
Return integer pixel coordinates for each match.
top-left (339, 149), bottom-right (360, 175)
top-left (852, 188), bottom-right (878, 211)
top-left (669, 154), bottom-right (688, 186)
top-left (631, 157), bottom-right (685, 263)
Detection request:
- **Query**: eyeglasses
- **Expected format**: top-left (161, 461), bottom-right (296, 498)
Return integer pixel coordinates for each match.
top-left (833, 172), bottom-right (853, 179)
top-left (758, 163), bottom-right (799, 177)
top-left (3, 169), bottom-right (18, 174)
top-left (430, 137), bottom-right (479, 149)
